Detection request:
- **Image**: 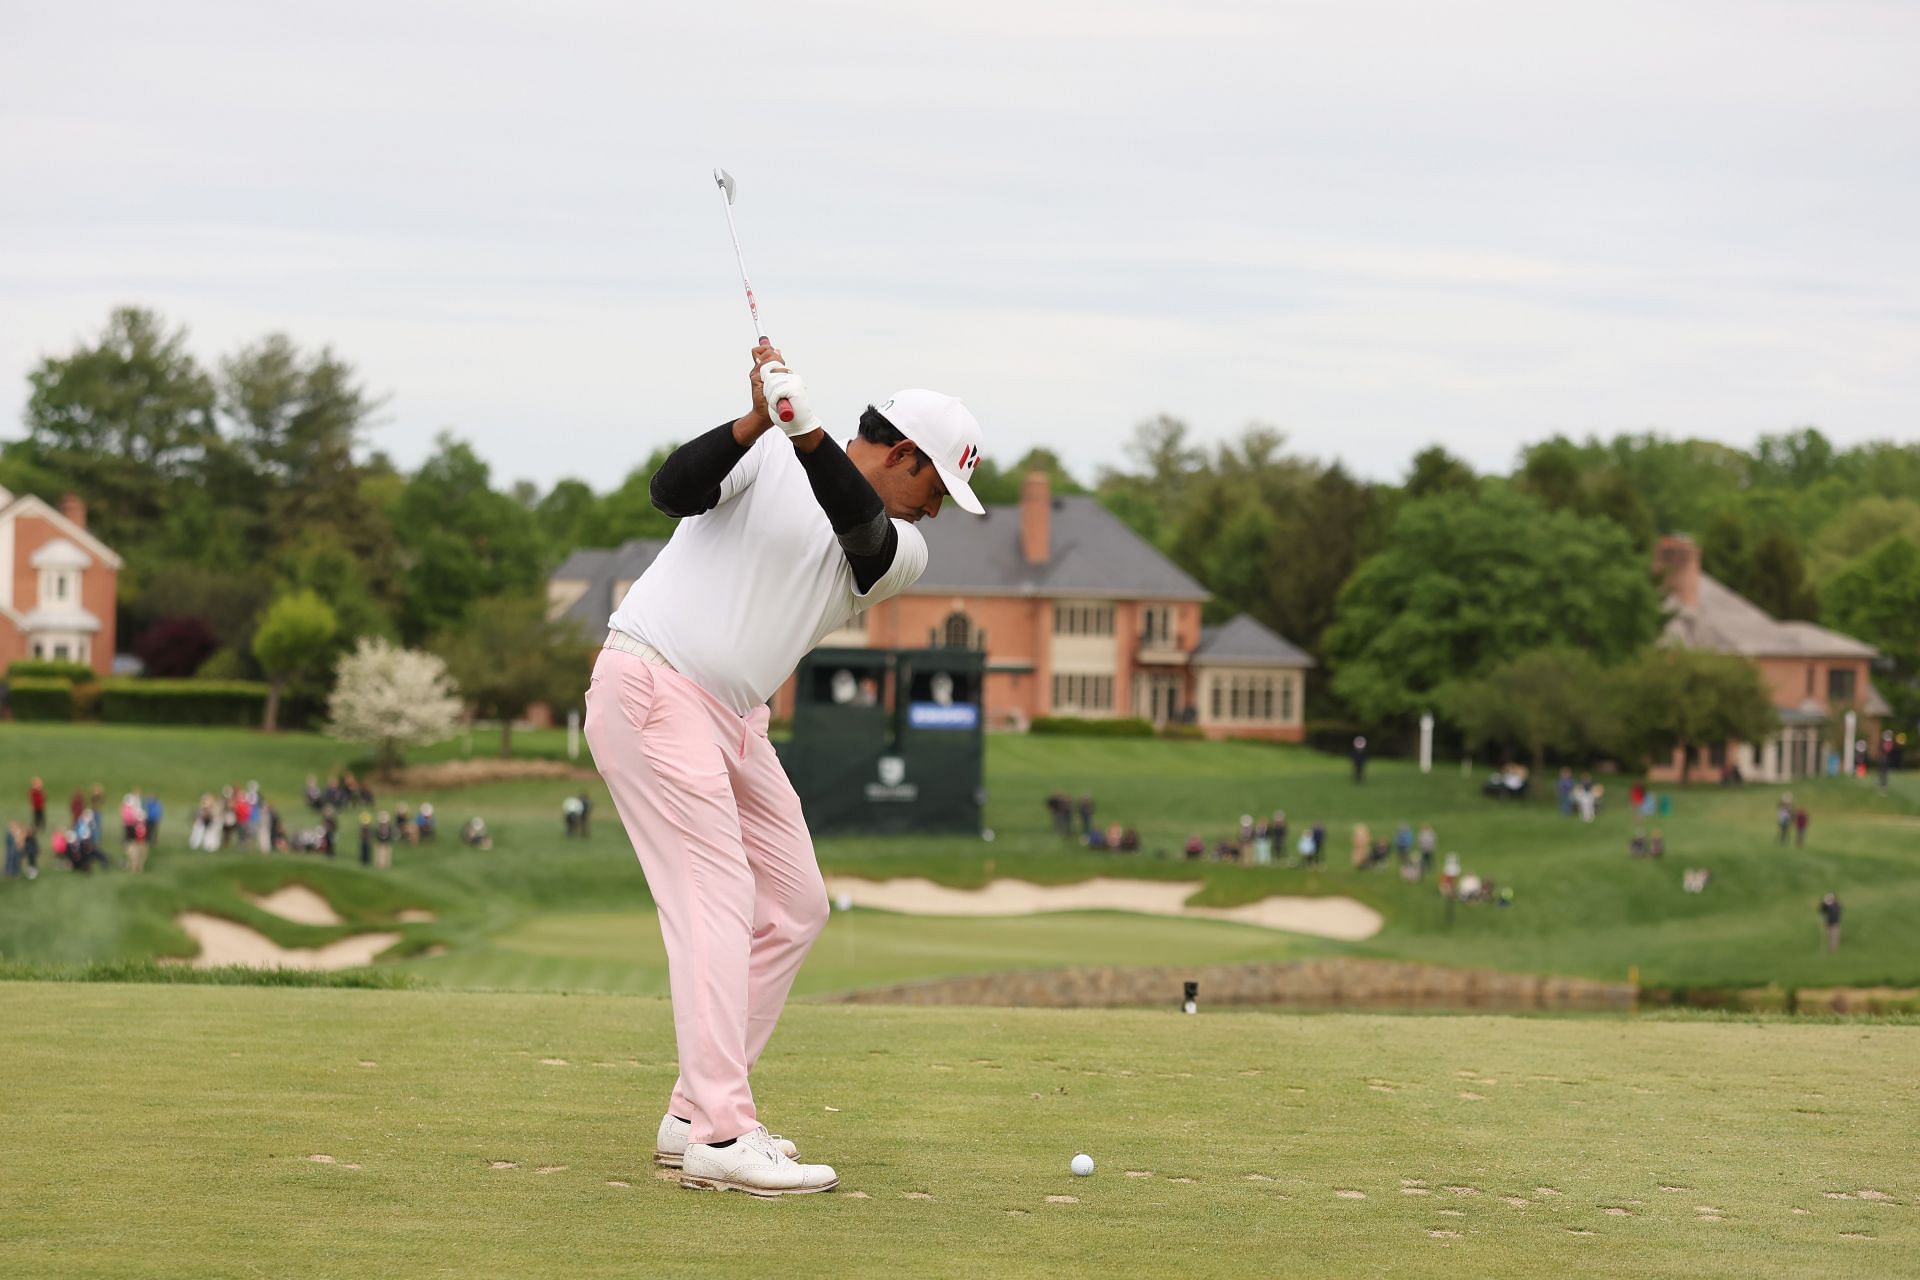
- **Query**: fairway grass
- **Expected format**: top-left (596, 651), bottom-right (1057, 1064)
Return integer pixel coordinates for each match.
top-left (3, 984), bottom-right (1915, 1279)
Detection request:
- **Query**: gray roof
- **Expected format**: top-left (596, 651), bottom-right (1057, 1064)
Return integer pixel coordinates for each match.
top-left (1191, 614), bottom-right (1316, 668)
top-left (915, 495), bottom-right (1209, 600)
top-left (551, 538), bottom-right (665, 637)
top-left (1665, 574), bottom-right (1877, 660)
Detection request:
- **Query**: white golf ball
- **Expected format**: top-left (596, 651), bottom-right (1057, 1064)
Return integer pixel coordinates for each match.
top-left (1071, 1153), bottom-right (1094, 1177)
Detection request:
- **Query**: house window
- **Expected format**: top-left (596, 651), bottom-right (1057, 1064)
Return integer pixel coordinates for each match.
top-left (56, 574), bottom-right (70, 600)
top-left (1051, 673), bottom-right (1112, 712)
top-left (54, 643), bottom-right (70, 660)
top-left (943, 612), bottom-right (973, 649)
top-left (1827, 668), bottom-right (1856, 705)
top-left (32, 641), bottom-right (44, 658)
top-left (1052, 603), bottom-right (1113, 636)
top-left (1141, 606), bottom-right (1173, 646)
top-left (1281, 678), bottom-right (1294, 721)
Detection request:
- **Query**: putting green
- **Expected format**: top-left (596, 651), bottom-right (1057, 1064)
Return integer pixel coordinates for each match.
top-left (3, 983), bottom-right (1914, 1278)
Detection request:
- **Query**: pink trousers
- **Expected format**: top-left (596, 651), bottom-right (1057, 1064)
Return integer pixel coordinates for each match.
top-left (584, 647), bottom-right (828, 1144)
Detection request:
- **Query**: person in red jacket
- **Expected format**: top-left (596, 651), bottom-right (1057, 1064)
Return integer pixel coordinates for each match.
top-left (30, 777), bottom-right (46, 833)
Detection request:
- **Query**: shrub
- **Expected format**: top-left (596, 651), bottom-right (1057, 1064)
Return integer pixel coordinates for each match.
top-left (5, 659), bottom-right (95, 683)
top-left (1028, 716), bottom-right (1155, 737)
top-left (98, 679), bottom-right (269, 726)
top-left (6, 676), bottom-right (76, 721)
top-left (1156, 721), bottom-right (1207, 740)
top-left (195, 648), bottom-right (251, 680)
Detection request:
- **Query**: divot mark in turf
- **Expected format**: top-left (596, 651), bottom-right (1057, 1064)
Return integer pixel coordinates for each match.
top-left (1792, 1208), bottom-right (1812, 1215)
top-left (845, 1191), bottom-right (870, 1199)
top-left (1401, 1178), bottom-right (1427, 1186)
top-left (1839, 1232), bottom-right (1875, 1240)
top-left (1694, 1206), bottom-right (1723, 1215)
top-left (1567, 1229), bottom-right (1596, 1237)
top-left (1245, 1174), bottom-right (1273, 1182)
top-left (1169, 1177), bottom-right (1196, 1185)
top-left (1046, 1196), bottom-right (1079, 1204)
top-left (1125, 1171), bottom-right (1153, 1179)
top-left (1856, 1189), bottom-right (1893, 1201)
top-left (903, 1191), bottom-right (934, 1200)
top-left (1535, 1187), bottom-right (1563, 1197)
top-left (1659, 1185), bottom-right (1691, 1193)
top-left (540, 1058), bottom-right (569, 1066)
top-left (1402, 1187), bottom-right (1432, 1196)
top-left (308, 1155), bottom-right (336, 1164)
top-left (1428, 1230), bottom-right (1461, 1239)
top-left (1443, 1186), bottom-right (1481, 1197)
top-left (1501, 1196), bottom-right (1530, 1208)
top-left (536, 1165), bottom-right (567, 1174)
top-left (1436, 1209), bottom-right (1465, 1217)
top-left (1458, 1092), bottom-right (1485, 1101)
top-left (1335, 1189), bottom-right (1366, 1199)
top-left (356, 1060), bottom-right (377, 1068)
top-left (1824, 1191), bottom-right (1857, 1200)
top-left (1006, 1209), bottom-right (1029, 1216)
top-left (824, 1105), bottom-right (842, 1112)
top-left (1602, 1207), bottom-right (1632, 1217)
top-left (489, 1161), bottom-right (520, 1170)
top-left (606, 1180), bottom-right (630, 1188)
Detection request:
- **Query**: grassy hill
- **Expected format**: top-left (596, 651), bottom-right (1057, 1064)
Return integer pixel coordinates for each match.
top-left (3, 982), bottom-right (1914, 1279)
top-left (2, 724), bottom-right (1917, 990)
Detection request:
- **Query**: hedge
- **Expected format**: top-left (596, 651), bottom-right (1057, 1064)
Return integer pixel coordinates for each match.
top-left (6, 677), bottom-right (76, 721)
top-left (98, 679), bottom-right (270, 726)
top-left (1028, 716), bottom-right (1155, 738)
top-left (6, 659), bottom-right (95, 683)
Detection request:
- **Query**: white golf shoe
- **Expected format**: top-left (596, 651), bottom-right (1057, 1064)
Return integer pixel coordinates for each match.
top-left (655, 1114), bottom-right (797, 1169)
top-left (679, 1127), bottom-right (838, 1196)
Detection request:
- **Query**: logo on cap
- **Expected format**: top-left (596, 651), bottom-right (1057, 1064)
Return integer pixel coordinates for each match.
top-left (957, 444), bottom-right (978, 474)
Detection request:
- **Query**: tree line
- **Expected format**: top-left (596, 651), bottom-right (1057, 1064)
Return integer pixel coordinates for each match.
top-left (6, 306), bottom-right (1917, 757)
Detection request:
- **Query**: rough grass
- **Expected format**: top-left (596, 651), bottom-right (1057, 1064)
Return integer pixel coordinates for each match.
top-left (1, 983), bottom-right (1915, 1279)
top-left (4, 724), bottom-right (1917, 991)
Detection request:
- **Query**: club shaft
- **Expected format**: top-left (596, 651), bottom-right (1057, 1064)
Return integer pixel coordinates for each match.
top-left (719, 197), bottom-right (768, 344)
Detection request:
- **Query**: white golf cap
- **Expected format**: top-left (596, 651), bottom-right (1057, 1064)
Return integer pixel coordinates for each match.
top-left (874, 389), bottom-right (986, 515)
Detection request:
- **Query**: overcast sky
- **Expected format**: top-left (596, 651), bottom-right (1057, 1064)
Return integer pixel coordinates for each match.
top-left (4, 0), bottom-right (1916, 492)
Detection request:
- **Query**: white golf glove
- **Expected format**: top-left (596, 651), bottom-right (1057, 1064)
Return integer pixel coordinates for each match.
top-left (758, 360), bottom-right (823, 438)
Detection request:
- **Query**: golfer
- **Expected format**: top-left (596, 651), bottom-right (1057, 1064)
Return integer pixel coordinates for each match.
top-left (585, 344), bottom-right (984, 1196)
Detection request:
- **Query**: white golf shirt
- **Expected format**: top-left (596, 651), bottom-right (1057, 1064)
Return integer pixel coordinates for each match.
top-left (607, 431), bottom-right (929, 716)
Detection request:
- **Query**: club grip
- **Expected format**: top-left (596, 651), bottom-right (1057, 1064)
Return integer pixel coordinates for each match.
top-left (776, 398), bottom-right (794, 423)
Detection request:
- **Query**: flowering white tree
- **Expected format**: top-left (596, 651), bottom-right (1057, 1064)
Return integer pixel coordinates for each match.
top-left (326, 637), bottom-right (465, 776)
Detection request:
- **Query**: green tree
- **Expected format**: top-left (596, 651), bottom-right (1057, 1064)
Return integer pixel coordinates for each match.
top-left (1616, 647), bottom-right (1778, 782)
top-left (18, 307), bottom-right (216, 546)
top-left (251, 590), bottom-right (339, 732)
top-left (1437, 648), bottom-right (1620, 774)
top-left (390, 434), bottom-right (545, 641)
top-left (1323, 488), bottom-right (1663, 723)
top-left (1811, 496), bottom-right (1920, 579)
top-left (1825, 536), bottom-right (1920, 726)
top-left (1404, 446), bottom-right (1478, 499)
top-left (431, 595), bottom-right (593, 757)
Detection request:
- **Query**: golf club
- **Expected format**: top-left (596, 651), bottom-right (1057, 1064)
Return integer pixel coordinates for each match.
top-left (712, 167), bottom-right (794, 424)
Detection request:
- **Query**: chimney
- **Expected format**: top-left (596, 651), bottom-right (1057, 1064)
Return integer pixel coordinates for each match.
top-left (60, 492), bottom-right (87, 530)
top-left (1654, 534), bottom-right (1700, 608)
top-left (1020, 469), bottom-right (1051, 566)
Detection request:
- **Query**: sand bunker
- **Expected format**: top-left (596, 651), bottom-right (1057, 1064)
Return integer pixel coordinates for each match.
top-left (821, 876), bottom-right (1383, 941)
top-left (173, 913), bottom-right (401, 971)
top-left (245, 885), bottom-right (345, 926)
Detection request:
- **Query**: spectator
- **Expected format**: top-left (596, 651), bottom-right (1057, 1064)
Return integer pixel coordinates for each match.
top-left (304, 774), bottom-right (324, 810)
top-left (1776, 794), bottom-right (1793, 845)
top-left (461, 817), bottom-right (493, 850)
top-left (1104, 822), bottom-right (1124, 850)
top-left (1628, 779), bottom-right (1645, 815)
top-left (4, 822), bottom-right (19, 878)
top-left (20, 823), bottom-right (39, 879)
top-left (1629, 828), bottom-right (1648, 858)
top-left (1310, 821), bottom-right (1327, 868)
top-left (1351, 735), bottom-right (1368, 784)
top-left (144, 792), bottom-right (163, 847)
top-left (563, 795), bottom-right (584, 837)
top-left (1271, 810), bottom-right (1288, 853)
top-left (1416, 824), bottom-right (1436, 878)
top-left (1818, 894), bottom-right (1842, 952)
top-left (1251, 820), bottom-right (1272, 866)
top-left (1077, 795), bottom-right (1094, 836)
top-left (68, 788), bottom-right (84, 828)
top-left (1794, 807), bottom-right (1810, 848)
top-left (1648, 829), bottom-right (1665, 859)
top-left (576, 793), bottom-right (593, 838)
top-left (1558, 768), bottom-right (1576, 816)
top-left (1350, 822), bottom-right (1371, 870)
top-left (358, 812), bottom-right (373, 867)
top-left (396, 805), bottom-right (416, 848)
top-left (29, 776), bottom-right (46, 833)
top-left (1183, 834), bottom-right (1204, 862)
top-left (1393, 823), bottom-right (1414, 869)
top-left (1046, 793), bottom-right (1072, 837)
top-left (1682, 867), bottom-right (1711, 894)
top-left (373, 811), bottom-right (395, 869)
top-left (1118, 827), bottom-right (1140, 853)
top-left (188, 795), bottom-right (217, 851)
top-left (1576, 773), bottom-right (1598, 822)
top-left (321, 806), bottom-right (339, 857)
top-left (416, 803), bottom-right (436, 842)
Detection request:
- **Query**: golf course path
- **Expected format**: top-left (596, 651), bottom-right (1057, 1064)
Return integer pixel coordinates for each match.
top-left (822, 876), bottom-right (1384, 940)
top-left (172, 913), bottom-right (402, 971)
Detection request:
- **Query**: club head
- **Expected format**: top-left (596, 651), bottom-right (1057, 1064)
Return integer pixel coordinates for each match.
top-left (713, 168), bottom-right (735, 203)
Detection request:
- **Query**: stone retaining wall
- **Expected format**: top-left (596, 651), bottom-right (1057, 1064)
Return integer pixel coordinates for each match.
top-left (832, 957), bottom-right (1636, 1012)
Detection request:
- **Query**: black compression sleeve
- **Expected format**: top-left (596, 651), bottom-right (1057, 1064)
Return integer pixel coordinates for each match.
top-left (648, 421), bottom-right (751, 518)
top-left (794, 435), bottom-right (899, 594)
